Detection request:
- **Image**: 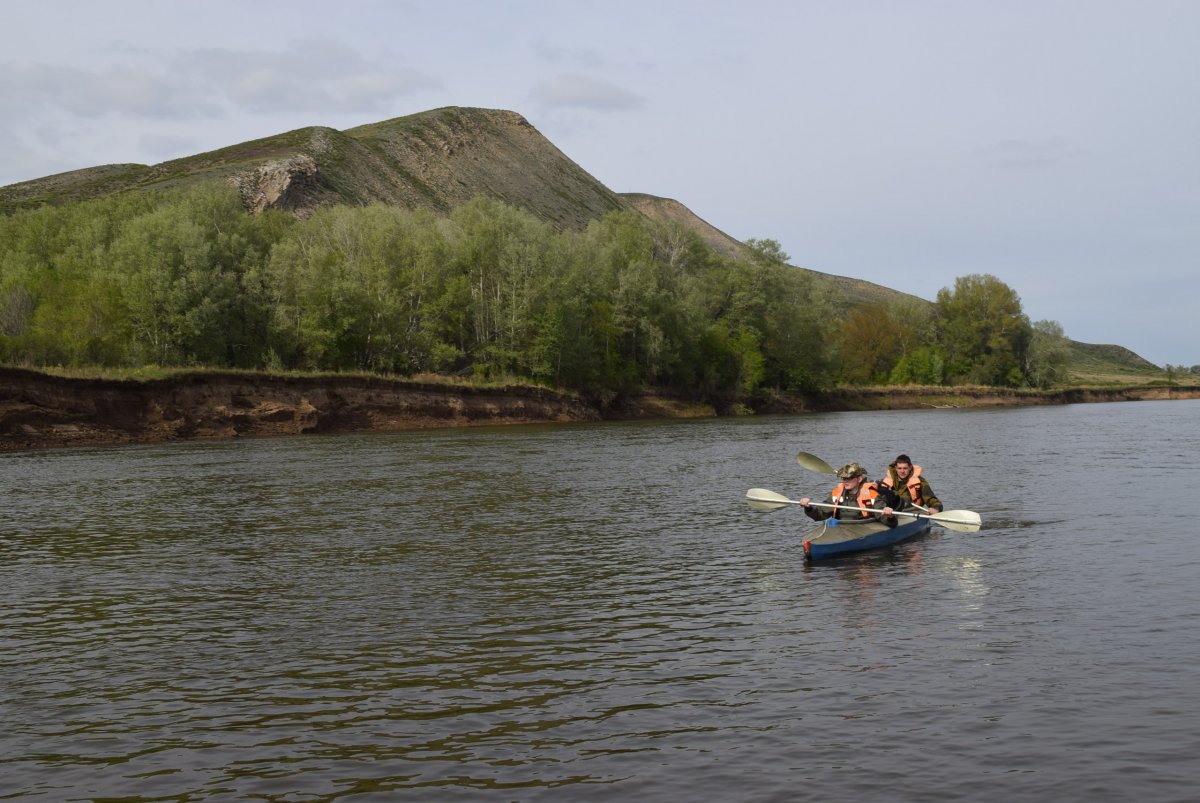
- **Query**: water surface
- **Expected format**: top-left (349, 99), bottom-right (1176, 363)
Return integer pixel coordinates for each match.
top-left (2, 401), bottom-right (1198, 801)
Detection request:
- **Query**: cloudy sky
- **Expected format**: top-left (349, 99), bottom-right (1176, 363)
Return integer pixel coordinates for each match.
top-left (2, 0), bottom-right (1196, 366)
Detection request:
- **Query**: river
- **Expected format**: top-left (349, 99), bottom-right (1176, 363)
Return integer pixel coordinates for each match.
top-left (2, 400), bottom-right (1197, 802)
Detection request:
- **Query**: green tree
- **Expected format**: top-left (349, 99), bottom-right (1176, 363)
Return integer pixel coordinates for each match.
top-left (1025, 319), bottom-right (1071, 388)
top-left (936, 274), bottom-right (1032, 386)
top-left (758, 265), bottom-right (831, 391)
top-left (744, 237), bottom-right (791, 265)
top-left (446, 197), bottom-right (558, 378)
top-left (888, 345), bottom-right (940, 381)
top-left (834, 302), bottom-right (901, 384)
top-left (267, 204), bottom-right (446, 372)
top-left (108, 188), bottom-right (256, 366)
top-left (0, 194), bottom-right (152, 365)
top-left (889, 346), bottom-right (945, 385)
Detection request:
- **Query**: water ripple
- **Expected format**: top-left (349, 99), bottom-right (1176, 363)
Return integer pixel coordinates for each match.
top-left (3, 406), bottom-right (1200, 800)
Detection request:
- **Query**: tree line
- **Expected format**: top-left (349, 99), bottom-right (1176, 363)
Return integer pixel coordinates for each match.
top-left (0, 182), bottom-right (1071, 402)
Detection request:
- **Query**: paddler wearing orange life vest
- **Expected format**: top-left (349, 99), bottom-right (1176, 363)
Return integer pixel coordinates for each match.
top-left (799, 462), bottom-right (898, 526)
top-left (879, 454), bottom-right (942, 514)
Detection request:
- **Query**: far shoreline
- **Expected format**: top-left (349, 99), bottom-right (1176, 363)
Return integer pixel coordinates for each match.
top-left (1, 366), bottom-right (1197, 451)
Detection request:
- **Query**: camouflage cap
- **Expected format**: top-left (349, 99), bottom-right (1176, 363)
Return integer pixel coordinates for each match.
top-left (836, 462), bottom-right (866, 479)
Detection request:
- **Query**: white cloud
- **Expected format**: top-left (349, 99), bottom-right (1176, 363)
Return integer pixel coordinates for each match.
top-left (175, 38), bottom-right (441, 115)
top-left (977, 138), bottom-right (1086, 170)
top-left (138, 132), bottom-right (202, 161)
top-left (530, 74), bottom-right (645, 111)
top-left (532, 42), bottom-right (606, 70)
top-left (0, 38), bottom-right (440, 123)
top-left (0, 61), bottom-right (216, 119)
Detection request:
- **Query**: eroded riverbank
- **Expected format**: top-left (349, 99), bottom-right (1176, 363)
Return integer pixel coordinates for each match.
top-left (1, 366), bottom-right (1196, 450)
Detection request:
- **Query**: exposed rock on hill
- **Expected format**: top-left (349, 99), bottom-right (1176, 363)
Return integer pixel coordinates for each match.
top-left (229, 154), bottom-right (320, 214)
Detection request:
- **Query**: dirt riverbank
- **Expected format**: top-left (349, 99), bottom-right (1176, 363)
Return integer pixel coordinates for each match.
top-left (1, 367), bottom-right (1196, 451)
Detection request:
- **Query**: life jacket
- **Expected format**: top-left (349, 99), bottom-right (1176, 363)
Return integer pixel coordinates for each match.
top-left (881, 465), bottom-right (924, 505)
top-left (831, 481), bottom-right (881, 518)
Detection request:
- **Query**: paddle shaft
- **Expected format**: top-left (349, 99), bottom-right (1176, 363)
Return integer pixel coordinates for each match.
top-left (804, 500), bottom-right (907, 518)
top-left (746, 487), bottom-right (981, 532)
top-left (775, 498), bottom-right (978, 527)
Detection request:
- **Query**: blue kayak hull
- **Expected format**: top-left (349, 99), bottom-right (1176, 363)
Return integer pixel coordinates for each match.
top-left (802, 516), bottom-right (932, 560)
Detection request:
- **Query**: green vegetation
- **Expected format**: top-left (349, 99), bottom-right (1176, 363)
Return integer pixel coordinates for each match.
top-left (0, 182), bottom-right (1179, 404)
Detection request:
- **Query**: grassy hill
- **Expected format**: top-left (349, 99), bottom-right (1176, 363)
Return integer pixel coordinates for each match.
top-left (1066, 341), bottom-right (1177, 385)
top-left (621, 191), bottom-right (925, 311)
top-left (0, 105), bottom-right (1165, 380)
top-left (1, 106), bottom-right (925, 316)
top-left (0, 108), bottom-right (628, 227)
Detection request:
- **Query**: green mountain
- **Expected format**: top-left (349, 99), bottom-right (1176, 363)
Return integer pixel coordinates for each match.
top-left (1066, 341), bottom-right (1163, 382)
top-left (0, 107), bottom-right (905, 305)
top-left (0, 108), bottom-right (625, 225)
top-left (0, 105), bottom-right (1162, 375)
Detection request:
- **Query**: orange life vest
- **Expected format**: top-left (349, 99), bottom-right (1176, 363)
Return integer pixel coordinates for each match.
top-left (831, 481), bottom-right (881, 518)
top-left (881, 465), bottom-right (924, 505)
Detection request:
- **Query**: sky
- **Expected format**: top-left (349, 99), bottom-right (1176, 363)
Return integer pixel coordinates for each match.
top-left (2, 0), bottom-right (1197, 366)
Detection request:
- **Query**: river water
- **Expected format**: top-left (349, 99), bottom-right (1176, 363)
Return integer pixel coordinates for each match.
top-left (2, 400), bottom-right (1198, 802)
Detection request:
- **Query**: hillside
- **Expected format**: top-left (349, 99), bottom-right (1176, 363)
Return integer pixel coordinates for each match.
top-left (0, 109), bottom-right (630, 229)
top-left (0, 107), bottom-right (913, 304)
top-left (0, 106), bottom-right (1163, 375)
top-left (1066, 341), bottom-right (1167, 384)
top-left (621, 192), bottom-right (746, 259)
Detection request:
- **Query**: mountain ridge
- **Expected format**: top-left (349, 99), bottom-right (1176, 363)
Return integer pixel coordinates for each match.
top-left (0, 106), bottom-right (1161, 371)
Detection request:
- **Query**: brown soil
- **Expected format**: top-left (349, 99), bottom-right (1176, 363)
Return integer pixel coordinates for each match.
top-left (0, 368), bottom-right (605, 450)
top-left (2, 367), bottom-right (1196, 451)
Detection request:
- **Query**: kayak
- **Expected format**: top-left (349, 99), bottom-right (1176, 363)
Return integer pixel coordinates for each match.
top-left (802, 515), bottom-right (932, 561)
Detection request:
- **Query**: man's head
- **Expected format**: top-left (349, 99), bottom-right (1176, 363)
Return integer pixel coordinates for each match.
top-left (837, 462), bottom-right (866, 485)
top-left (894, 454), bottom-right (913, 478)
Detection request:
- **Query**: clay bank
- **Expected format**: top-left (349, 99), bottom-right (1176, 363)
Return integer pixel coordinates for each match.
top-left (2, 367), bottom-right (1197, 451)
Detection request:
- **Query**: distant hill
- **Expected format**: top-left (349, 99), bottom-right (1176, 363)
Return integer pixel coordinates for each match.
top-left (1, 106), bottom-right (922, 310)
top-left (620, 191), bottom-right (921, 310)
top-left (1066, 341), bottom-right (1165, 383)
top-left (0, 107), bottom-right (890, 283)
top-left (0, 108), bottom-right (628, 229)
top-left (0, 105), bottom-right (1163, 374)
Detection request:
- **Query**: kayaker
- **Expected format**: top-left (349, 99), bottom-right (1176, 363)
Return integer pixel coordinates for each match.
top-left (799, 462), bottom-right (898, 525)
top-left (879, 454), bottom-right (942, 514)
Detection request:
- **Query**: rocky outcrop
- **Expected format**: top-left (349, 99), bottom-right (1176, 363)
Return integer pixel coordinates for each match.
top-left (0, 368), bottom-right (600, 450)
top-left (228, 154), bottom-right (320, 214)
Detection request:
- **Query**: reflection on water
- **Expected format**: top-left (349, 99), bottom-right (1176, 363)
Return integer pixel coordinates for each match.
top-left (3, 402), bottom-right (1200, 801)
top-left (947, 557), bottom-right (989, 597)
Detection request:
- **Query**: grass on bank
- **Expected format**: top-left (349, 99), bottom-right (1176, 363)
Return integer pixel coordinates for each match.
top-left (11, 362), bottom-right (1197, 398)
top-left (10, 364), bottom-right (566, 392)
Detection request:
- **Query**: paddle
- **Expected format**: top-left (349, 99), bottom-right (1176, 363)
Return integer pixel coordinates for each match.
top-left (797, 450), bottom-right (918, 510)
top-left (746, 487), bottom-right (983, 533)
top-left (795, 451), bottom-right (838, 475)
